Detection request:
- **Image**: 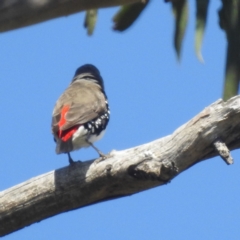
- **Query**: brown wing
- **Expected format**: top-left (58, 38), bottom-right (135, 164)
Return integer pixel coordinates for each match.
top-left (51, 80), bottom-right (107, 135)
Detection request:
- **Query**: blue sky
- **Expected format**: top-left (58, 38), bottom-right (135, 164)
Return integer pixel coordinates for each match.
top-left (1, 1), bottom-right (240, 239)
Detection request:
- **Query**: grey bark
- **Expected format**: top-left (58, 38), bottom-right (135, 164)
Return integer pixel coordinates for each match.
top-left (0, 0), bottom-right (139, 32)
top-left (1, 96), bottom-right (240, 236)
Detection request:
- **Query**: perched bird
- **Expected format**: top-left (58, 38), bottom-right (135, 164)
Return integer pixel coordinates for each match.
top-left (51, 64), bottom-right (110, 164)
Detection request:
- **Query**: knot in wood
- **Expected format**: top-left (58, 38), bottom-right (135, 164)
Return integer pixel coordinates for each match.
top-left (128, 159), bottom-right (178, 183)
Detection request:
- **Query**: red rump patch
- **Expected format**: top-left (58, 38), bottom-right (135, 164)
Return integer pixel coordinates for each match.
top-left (59, 126), bottom-right (79, 142)
top-left (58, 105), bottom-right (80, 142)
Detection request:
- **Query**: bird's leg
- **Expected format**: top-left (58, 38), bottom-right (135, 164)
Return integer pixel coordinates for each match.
top-left (67, 152), bottom-right (75, 165)
top-left (87, 140), bottom-right (107, 159)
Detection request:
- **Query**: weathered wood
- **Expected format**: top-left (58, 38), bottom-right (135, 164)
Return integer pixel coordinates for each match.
top-left (214, 139), bottom-right (234, 165)
top-left (0, 0), bottom-right (138, 32)
top-left (1, 96), bottom-right (240, 236)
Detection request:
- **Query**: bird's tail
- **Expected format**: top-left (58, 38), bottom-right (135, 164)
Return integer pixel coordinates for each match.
top-left (55, 139), bottom-right (73, 154)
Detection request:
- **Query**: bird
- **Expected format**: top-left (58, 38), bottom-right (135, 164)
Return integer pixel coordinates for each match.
top-left (51, 64), bottom-right (110, 164)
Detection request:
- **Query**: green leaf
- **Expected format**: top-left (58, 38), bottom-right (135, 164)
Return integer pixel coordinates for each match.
top-left (171, 0), bottom-right (188, 60)
top-left (220, 0), bottom-right (240, 100)
top-left (84, 9), bottom-right (98, 36)
top-left (113, 0), bottom-right (149, 32)
top-left (223, 65), bottom-right (239, 100)
top-left (195, 0), bottom-right (209, 62)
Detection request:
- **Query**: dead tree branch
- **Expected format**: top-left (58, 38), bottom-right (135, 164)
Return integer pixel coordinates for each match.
top-left (1, 96), bottom-right (240, 236)
top-left (0, 0), bottom-right (139, 32)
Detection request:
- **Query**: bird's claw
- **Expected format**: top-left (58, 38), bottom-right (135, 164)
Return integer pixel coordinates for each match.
top-left (94, 153), bottom-right (110, 164)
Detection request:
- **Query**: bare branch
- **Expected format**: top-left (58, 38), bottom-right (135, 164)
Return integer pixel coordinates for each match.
top-left (0, 0), bottom-right (139, 32)
top-left (213, 139), bottom-right (233, 165)
top-left (1, 96), bottom-right (240, 236)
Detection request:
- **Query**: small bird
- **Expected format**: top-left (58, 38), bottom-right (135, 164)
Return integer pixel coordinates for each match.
top-left (51, 64), bottom-right (110, 164)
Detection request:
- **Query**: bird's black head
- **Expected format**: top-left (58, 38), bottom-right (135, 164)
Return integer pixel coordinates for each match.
top-left (74, 64), bottom-right (100, 76)
top-left (72, 64), bottom-right (104, 89)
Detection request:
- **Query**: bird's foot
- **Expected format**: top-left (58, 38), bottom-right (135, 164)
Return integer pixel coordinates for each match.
top-left (99, 151), bottom-right (107, 159)
top-left (94, 152), bottom-right (111, 164)
top-left (68, 152), bottom-right (82, 166)
top-left (88, 141), bottom-right (108, 161)
top-left (69, 159), bottom-right (82, 166)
